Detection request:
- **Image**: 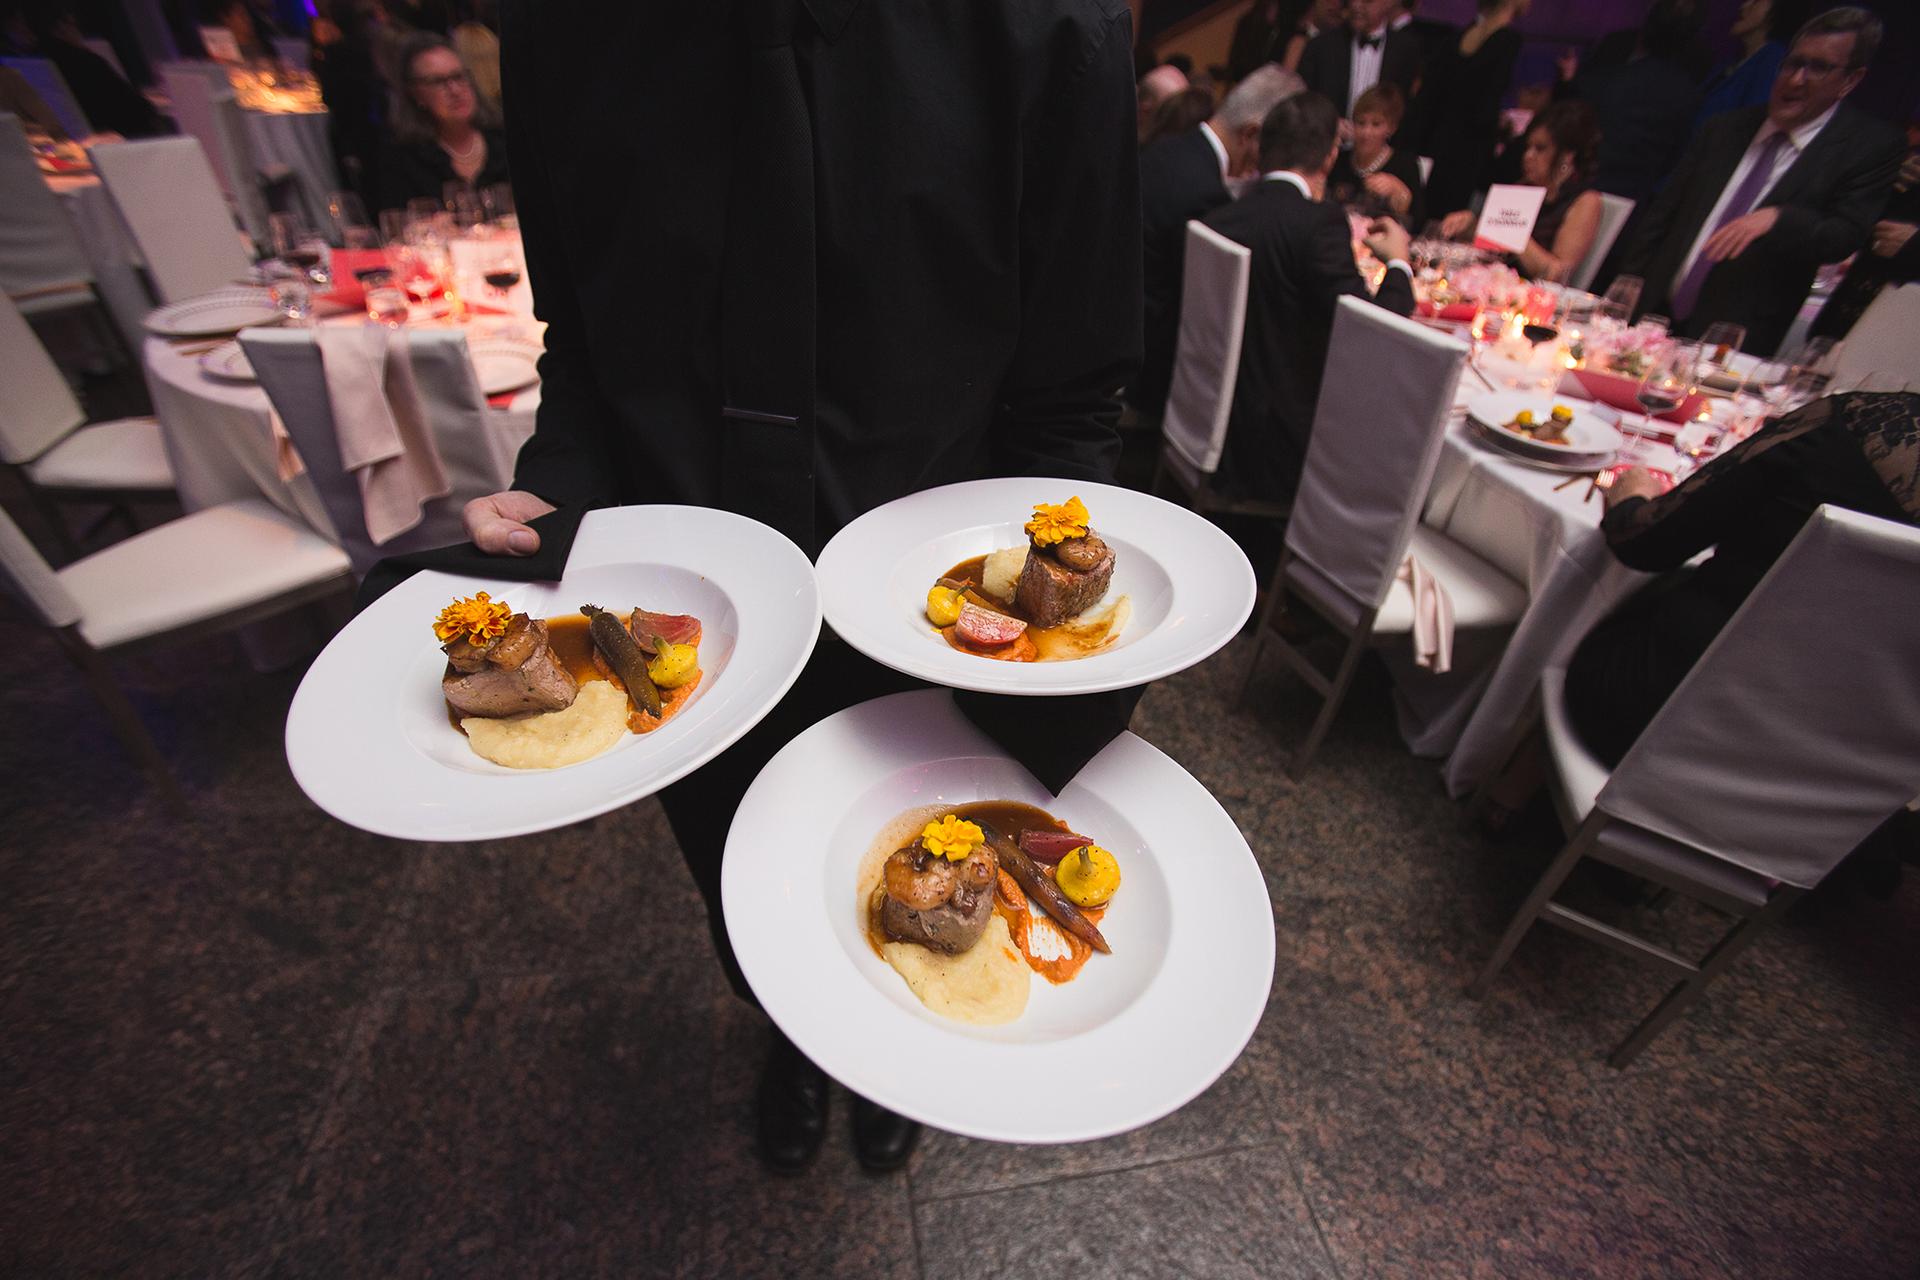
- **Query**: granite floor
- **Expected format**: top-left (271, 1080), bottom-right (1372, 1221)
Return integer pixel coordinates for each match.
top-left (3, 453), bottom-right (1917, 1278)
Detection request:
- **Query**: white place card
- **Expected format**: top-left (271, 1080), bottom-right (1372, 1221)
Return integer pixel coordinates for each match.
top-left (1473, 184), bottom-right (1548, 256)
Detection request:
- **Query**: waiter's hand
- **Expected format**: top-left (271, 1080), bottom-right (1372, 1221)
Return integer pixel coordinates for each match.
top-left (1364, 217), bottom-right (1411, 266)
top-left (1871, 219), bottom-right (1917, 259)
top-left (1702, 207), bottom-right (1779, 263)
top-left (464, 490), bottom-right (555, 555)
top-left (1604, 467), bottom-right (1665, 508)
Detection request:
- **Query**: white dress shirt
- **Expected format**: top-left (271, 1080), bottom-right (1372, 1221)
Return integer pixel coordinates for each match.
top-left (1348, 26), bottom-right (1388, 115)
top-left (1671, 104), bottom-right (1838, 298)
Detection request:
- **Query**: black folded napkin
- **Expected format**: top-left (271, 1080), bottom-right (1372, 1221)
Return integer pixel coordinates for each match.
top-left (953, 685), bottom-right (1149, 796)
top-left (354, 505), bottom-right (593, 613)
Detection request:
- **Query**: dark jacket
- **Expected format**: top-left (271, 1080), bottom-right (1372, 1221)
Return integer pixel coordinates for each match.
top-left (1133, 124), bottom-right (1231, 417)
top-left (375, 128), bottom-right (509, 214)
top-left (500, 0), bottom-right (1138, 546)
top-left (1203, 177), bottom-right (1414, 503)
top-left (1619, 104), bottom-right (1902, 354)
top-left (1296, 25), bottom-right (1422, 117)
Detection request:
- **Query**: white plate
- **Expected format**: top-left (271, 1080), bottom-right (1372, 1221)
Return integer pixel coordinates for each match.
top-left (469, 339), bottom-right (542, 397)
top-left (285, 505), bottom-right (821, 841)
top-left (1465, 390), bottom-right (1620, 462)
top-left (816, 477), bottom-right (1256, 696)
top-left (144, 288), bottom-right (282, 338)
top-left (196, 340), bottom-right (255, 382)
top-left (723, 689), bottom-right (1274, 1143)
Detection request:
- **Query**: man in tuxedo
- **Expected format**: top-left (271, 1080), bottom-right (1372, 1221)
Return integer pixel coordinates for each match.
top-left (1132, 64), bottom-right (1304, 419)
top-left (1297, 0), bottom-right (1422, 118)
top-left (471, 0), bottom-right (1140, 1175)
top-left (1617, 6), bottom-right (1901, 355)
top-left (1204, 91), bottom-right (1414, 514)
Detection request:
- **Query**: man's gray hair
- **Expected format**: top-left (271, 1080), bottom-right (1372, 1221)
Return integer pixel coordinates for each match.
top-left (1216, 65), bottom-right (1307, 131)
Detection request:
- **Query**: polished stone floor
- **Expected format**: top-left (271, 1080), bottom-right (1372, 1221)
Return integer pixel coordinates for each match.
top-left (3, 547), bottom-right (1915, 1278)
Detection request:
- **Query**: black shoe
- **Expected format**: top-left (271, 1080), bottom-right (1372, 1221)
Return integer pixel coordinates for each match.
top-left (756, 1033), bottom-right (829, 1175)
top-left (850, 1094), bottom-right (921, 1173)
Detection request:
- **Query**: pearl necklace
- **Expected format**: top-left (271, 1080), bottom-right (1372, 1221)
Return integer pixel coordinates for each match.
top-left (1354, 147), bottom-right (1391, 178)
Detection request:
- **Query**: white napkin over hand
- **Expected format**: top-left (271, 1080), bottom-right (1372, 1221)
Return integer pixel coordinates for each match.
top-left (315, 324), bottom-right (451, 544)
top-left (1397, 553), bottom-right (1456, 673)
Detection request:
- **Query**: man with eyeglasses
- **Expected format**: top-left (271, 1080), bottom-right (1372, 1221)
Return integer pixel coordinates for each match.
top-left (1617, 6), bottom-right (1901, 355)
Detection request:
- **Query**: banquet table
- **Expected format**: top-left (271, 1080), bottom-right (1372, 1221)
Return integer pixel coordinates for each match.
top-left (44, 173), bottom-right (152, 351)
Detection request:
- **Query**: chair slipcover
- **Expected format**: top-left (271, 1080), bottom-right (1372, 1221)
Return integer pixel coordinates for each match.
top-left (0, 58), bottom-right (89, 140)
top-left (0, 113), bottom-right (97, 311)
top-left (1832, 284), bottom-right (1920, 393)
top-left (90, 136), bottom-right (252, 303)
top-left (0, 289), bottom-right (86, 464)
top-left (241, 325), bottom-right (513, 575)
top-left (1162, 220), bottom-right (1251, 475)
top-left (1569, 193), bottom-right (1634, 292)
top-left (1284, 295), bottom-right (1471, 617)
top-left (1597, 505), bottom-right (1920, 889)
top-left (0, 501), bottom-right (82, 629)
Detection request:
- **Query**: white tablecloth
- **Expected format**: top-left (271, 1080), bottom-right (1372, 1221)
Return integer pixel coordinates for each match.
top-left (243, 108), bottom-right (336, 233)
top-left (46, 174), bottom-right (151, 351)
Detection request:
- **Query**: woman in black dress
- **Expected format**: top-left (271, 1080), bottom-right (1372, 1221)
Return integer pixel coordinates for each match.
top-left (375, 30), bottom-right (507, 214)
top-left (1567, 392), bottom-right (1920, 767)
top-left (1328, 83), bottom-right (1427, 233)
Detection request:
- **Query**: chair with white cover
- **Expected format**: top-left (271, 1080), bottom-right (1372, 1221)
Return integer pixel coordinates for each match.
top-left (90, 136), bottom-right (253, 303)
top-left (1471, 505), bottom-right (1920, 1066)
top-left (0, 291), bottom-right (174, 557)
top-left (1239, 295), bottom-right (1526, 774)
top-left (1567, 193), bottom-right (1634, 292)
top-left (0, 112), bottom-right (100, 322)
top-left (240, 325), bottom-right (516, 575)
top-left (1830, 283), bottom-right (1920, 393)
top-left (1155, 220), bottom-right (1289, 520)
top-left (0, 57), bottom-right (91, 139)
top-left (0, 497), bottom-right (353, 812)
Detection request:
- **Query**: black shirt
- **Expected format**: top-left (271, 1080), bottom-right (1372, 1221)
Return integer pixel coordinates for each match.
top-left (374, 128), bottom-right (509, 215)
top-left (500, 0), bottom-right (1140, 546)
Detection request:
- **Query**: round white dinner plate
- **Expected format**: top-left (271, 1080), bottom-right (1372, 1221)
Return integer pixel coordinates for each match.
top-left (723, 689), bottom-right (1274, 1143)
top-left (144, 288), bottom-right (283, 338)
top-left (816, 477), bottom-right (1256, 696)
top-left (468, 339), bottom-right (542, 397)
top-left (1465, 390), bottom-right (1620, 463)
top-left (196, 339), bottom-right (255, 382)
top-left (286, 505), bottom-right (821, 841)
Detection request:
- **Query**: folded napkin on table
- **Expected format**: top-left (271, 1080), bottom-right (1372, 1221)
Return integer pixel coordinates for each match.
top-left (1397, 553), bottom-right (1455, 674)
top-left (316, 324), bottom-right (452, 546)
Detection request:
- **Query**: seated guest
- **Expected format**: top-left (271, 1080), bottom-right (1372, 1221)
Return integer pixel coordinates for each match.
top-left (1137, 63), bottom-right (1188, 144)
top-left (1203, 91), bottom-right (1414, 509)
top-left (1614, 7), bottom-right (1901, 355)
top-left (1693, 0), bottom-right (1811, 128)
top-left (1298, 0), bottom-right (1421, 118)
top-left (1567, 391), bottom-right (1920, 766)
top-left (1328, 83), bottom-right (1425, 232)
top-left (1439, 101), bottom-right (1602, 283)
top-left (1133, 64), bottom-right (1305, 419)
top-left (376, 31), bottom-right (506, 213)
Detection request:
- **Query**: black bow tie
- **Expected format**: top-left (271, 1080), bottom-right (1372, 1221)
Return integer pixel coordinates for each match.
top-left (1356, 34), bottom-right (1382, 50)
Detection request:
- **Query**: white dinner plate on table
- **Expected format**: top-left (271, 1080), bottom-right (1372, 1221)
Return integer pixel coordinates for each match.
top-left (143, 288), bottom-right (282, 338)
top-left (1465, 390), bottom-right (1620, 465)
top-left (468, 338), bottom-right (542, 397)
top-left (816, 477), bottom-right (1256, 696)
top-left (286, 505), bottom-right (821, 841)
top-left (723, 689), bottom-right (1275, 1143)
top-left (196, 339), bottom-right (255, 382)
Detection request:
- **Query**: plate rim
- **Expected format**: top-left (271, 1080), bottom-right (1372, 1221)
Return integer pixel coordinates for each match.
top-left (284, 504), bottom-right (823, 841)
top-left (816, 477), bottom-right (1257, 697)
top-left (722, 688), bottom-right (1277, 1144)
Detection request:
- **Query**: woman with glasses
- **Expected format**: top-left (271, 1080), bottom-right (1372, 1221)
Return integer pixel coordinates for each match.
top-left (377, 30), bottom-right (508, 214)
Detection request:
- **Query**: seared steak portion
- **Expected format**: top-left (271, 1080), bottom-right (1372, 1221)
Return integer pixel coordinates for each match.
top-left (442, 615), bottom-right (579, 718)
top-left (881, 882), bottom-right (995, 955)
top-left (1015, 535), bottom-right (1115, 628)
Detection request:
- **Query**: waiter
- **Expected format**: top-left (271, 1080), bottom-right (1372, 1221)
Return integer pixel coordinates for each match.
top-left (472, 1), bottom-right (1142, 1174)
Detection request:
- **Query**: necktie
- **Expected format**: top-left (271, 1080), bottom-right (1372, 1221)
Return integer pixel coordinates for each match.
top-left (719, 0), bottom-right (819, 555)
top-left (1670, 129), bottom-right (1791, 322)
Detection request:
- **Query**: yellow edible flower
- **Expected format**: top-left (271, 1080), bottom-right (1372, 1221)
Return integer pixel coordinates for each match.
top-left (920, 814), bottom-right (985, 861)
top-left (1025, 496), bottom-right (1090, 548)
top-left (433, 591), bottom-right (512, 645)
top-left (1551, 404), bottom-right (1574, 422)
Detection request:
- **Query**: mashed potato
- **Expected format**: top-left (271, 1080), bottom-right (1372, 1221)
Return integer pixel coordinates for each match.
top-left (461, 680), bottom-right (628, 770)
